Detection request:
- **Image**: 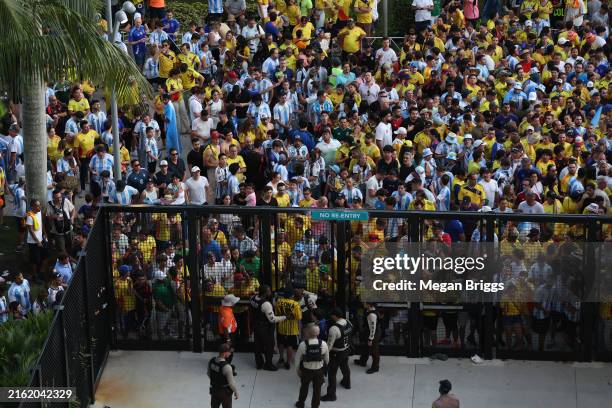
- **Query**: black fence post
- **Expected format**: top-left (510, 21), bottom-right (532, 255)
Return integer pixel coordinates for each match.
top-left (187, 209), bottom-right (202, 353)
top-left (260, 213), bottom-right (272, 286)
top-left (483, 215), bottom-right (495, 360)
top-left (336, 221), bottom-right (347, 308)
top-left (581, 221), bottom-right (598, 362)
top-left (409, 215), bottom-right (421, 357)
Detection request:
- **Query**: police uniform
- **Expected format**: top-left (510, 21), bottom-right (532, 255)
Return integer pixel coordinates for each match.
top-left (208, 357), bottom-right (237, 408)
top-left (323, 318), bottom-right (353, 400)
top-left (356, 307), bottom-right (381, 373)
top-left (250, 294), bottom-right (286, 369)
top-left (295, 336), bottom-right (330, 408)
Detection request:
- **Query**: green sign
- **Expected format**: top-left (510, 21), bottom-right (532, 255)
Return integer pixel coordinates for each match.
top-left (311, 210), bottom-right (369, 221)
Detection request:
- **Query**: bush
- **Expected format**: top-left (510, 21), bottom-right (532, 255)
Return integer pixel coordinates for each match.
top-left (0, 312), bottom-right (54, 386)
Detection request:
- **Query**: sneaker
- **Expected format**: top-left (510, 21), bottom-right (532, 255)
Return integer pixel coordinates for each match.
top-left (353, 359), bottom-right (366, 367)
top-left (366, 368), bottom-right (379, 374)
top-left (321, 395), bottom-right (336, 402)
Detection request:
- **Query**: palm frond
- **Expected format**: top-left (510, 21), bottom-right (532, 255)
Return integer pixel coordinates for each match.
top-left (0, 0), bottom-right (151, 101)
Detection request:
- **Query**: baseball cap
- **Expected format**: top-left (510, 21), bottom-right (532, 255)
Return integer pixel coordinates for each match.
top-left (423, 148), bottom-right (433, 157)
top-left (394, 127), bottom-right (407, 135)
top-left (260, 112), bottom-right (269, 119)
top-left (294, 243), bottom-right (304, 252)
top-left (446, 152), bottom-right (457, 161)
top-left (191, 166), bottom-right (200, 172)
top-left (446, 132), bottom-right (457, 143)
top-left (329, 164), bottom-right (340, 174)
top-left (575, 136), bottom-right (584, 144)
top-left (228, 71), bottom-right (238, 79)
top-left (159, 160), bottom-right (168, 166)
top-left (463, 133), bottom-right (473, 140)
top-left (514, 83), bottom-right (522, 90)
top-left (558, 37), bottom-right (569, 45)
top-left (473, 139), bottom-right (484, 148)
top-left (119, 265), bottom-right (132, 275)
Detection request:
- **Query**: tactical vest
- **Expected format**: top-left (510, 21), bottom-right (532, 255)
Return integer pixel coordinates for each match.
top-left (250, 295), bottom-right (269, 324)
top-left (303, 339), bottom-right (323, 362)
top-left (208, 358), bottom-right (229, 388)
top-left (332, 320), bottom-right (353, 350)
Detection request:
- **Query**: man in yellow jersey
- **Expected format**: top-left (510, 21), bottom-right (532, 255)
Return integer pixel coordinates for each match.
top-left (275, 288), bottom-right (302, 369)
top-left (75, 120), bottom-right (98, 192)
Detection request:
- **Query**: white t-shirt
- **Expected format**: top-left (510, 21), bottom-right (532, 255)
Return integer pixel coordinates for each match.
top-left (26, 211), bottom-right (43, 244)
top-left (185, 176), bottom-right (209, 205)
top-left (517, 201), bottom-right (545, 214)
top-left (365, 176), bottom-right (382, 208)
top-left (375, 48), bottom-right (398, 68)
top-left (189, 96), bottom-right (203, 121)
top-left (479, 179), bottom-right (498, 207)
top-left (192, 117), bottom-right (214, 141)
top-left (315, 139), bottom-right (341, 166)
top-left (375, 122), bottom-right (393, 148)
top-left (412, 0), bottom-right (433, 22)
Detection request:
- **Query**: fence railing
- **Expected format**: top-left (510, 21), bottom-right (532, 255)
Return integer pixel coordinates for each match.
top-left (23, 205), bottom-right (612, 404)
top-left (101, 205), bottom-right (612, 362)
top-left (19, 214), bottom-right (113, 408)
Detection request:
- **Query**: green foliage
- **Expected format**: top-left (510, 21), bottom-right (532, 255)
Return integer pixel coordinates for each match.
top-left (0, 312), bottom-right (54, 387)
top-left (167, 0), bottom-right (209, 27)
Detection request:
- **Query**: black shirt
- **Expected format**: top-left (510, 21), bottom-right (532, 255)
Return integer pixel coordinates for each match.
top-left (154, 170), bottom-right (173, 196)
top-left (167, 158), bottom-right (186, 180)
top-left (257, 196), bottom-right (278, 206)
top-left (187, 148), bottom-right (205, 170)
top-left (216, 120), bottom-right (233, 138)
top-left (241, 148), bottom-right (265, 189)
top-left (402, 118), bottom-right (425, 140)
top-left (376, 158), bottom-right (399, 175)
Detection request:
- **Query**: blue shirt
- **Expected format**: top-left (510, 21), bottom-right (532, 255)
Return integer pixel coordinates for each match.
top-left (128, 25), bottom-right (147, 55)
top-left (161, 17), bottom-right (180, 39)
top-left (201, 240), bottom-right (222, 262)
top-left (290, 129), bottom-right (315, 151)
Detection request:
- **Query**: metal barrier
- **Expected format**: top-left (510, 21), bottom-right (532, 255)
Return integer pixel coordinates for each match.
top-left (22, 204), bottom-right (612, 404)
top-left (19, 215), bottom-right (112, 408)
top-left (101, 205), bottom-right (612, 362)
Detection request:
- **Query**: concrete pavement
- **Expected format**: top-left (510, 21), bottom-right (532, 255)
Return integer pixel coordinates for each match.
top-left (93, 350), bottom-right (612, 408)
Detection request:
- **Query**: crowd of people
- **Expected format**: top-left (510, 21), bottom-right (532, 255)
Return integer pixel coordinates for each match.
top-left (1, 0), bottom-right (612, 384)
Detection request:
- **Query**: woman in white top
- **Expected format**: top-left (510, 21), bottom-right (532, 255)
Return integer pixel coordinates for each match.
top-left (141, 179), bottom-right (160, 204)
top-left (208, 91), bottom-right (225, 127)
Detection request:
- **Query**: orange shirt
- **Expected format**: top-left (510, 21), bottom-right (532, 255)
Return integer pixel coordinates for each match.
top-left (149, 0), bottom-right (165, 7)
top-left (218, 305), bottom-right (237, 335)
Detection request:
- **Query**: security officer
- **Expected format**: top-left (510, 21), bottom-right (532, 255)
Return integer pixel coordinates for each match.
top-left (295, 324), bottom-right (329, 408)
top-left (321, 307), bottom-right (353, 402)
top-left (432, 379), bottom-right (460, 408)
top-left (354, 301), bottom-right (380, 374)
top-left (207, 343), bottom-right (239, 408)
top-left (250, 284), bottom-right (286, 370)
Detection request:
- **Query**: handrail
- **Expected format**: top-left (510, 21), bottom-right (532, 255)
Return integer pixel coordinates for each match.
top-left (101, 204), bottom-right (612, 223)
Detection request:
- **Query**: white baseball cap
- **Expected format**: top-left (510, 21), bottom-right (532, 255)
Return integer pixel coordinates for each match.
top-left (394, 127), bottom-right (407, 135)
top-left (191, 166), bottom-right (201, 172)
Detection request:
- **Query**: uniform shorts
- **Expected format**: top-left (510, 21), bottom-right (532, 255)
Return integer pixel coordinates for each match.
top-left (277, 333), bottom-right (299, 349)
